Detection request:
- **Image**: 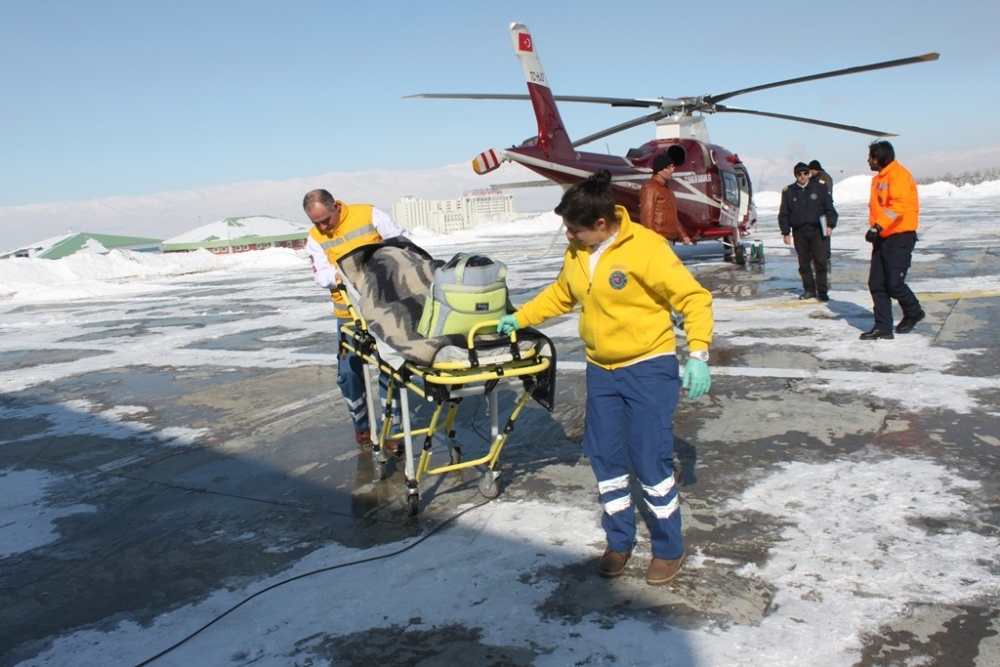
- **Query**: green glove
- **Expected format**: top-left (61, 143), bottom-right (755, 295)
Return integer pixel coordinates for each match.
top-left (682, 359), bottom-right (711, 398)
top-left (497, 315), bottom-right (521, 335)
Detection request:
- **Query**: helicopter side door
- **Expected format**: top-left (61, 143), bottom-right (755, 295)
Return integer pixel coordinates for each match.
top-left (732, 164), bottom-right (757, 232)
top-left (720, 169), bottom-right (741, 227)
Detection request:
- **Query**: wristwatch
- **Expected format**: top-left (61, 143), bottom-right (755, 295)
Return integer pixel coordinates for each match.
top-left (690, 350), bottom-right (709, 362)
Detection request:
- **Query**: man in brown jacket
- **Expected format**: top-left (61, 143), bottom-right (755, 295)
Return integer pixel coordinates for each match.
top-left (640, 145), bottom-right (691, 244)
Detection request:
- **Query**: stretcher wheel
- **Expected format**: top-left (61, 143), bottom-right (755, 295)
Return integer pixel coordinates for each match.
top-left (478, 472), bottom-right (502, 499)
top-left (372, 455), bottom-right (388, 482)
top-left (406, 494), bottom-right (419, 516)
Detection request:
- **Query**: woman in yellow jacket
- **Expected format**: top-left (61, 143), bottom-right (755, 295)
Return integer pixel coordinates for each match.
top-left (498, 170), bottom-right (713, 585)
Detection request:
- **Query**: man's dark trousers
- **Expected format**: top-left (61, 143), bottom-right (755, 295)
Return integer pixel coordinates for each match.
top-left (792, 224), bottom-right (829, 295)
top-left (868, 231), bottom-right (920, 331)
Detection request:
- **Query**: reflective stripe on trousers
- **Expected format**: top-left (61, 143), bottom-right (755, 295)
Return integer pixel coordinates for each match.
top-left (584, 355), bottom-right (683, 560)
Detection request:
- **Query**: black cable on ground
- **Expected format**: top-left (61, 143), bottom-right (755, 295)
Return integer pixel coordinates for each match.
top-left (132, 495), bottom-right (494, 667)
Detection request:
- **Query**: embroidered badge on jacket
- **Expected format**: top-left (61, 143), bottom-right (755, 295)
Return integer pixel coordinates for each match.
top-left (609, 271), bottom-right (628, 290)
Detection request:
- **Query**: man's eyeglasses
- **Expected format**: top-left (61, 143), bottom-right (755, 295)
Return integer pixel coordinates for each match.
top-left (795, 171), bottom-right (810, 177)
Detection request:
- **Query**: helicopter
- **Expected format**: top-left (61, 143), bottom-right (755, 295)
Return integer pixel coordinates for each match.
top-left (408, 22), bottom-right (938, 265)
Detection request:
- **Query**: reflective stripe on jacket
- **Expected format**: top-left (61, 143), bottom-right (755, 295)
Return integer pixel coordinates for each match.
top-left (869, 160), bottom-right (919, 237)
top-left (308, 203), bottom-right (383, 317)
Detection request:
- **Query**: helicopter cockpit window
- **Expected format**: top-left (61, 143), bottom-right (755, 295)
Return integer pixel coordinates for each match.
top-left (722, 171), bottom-right (740, 204)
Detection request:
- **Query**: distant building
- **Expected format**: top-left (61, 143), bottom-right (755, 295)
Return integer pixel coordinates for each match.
top-left (1, 232), bottom-right (162, 260)
top-left (391, 189), bottom-right (518, 234)
top-left (161, 215), bottom-right (309, 254)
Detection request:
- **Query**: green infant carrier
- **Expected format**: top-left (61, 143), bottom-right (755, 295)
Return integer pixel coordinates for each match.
top-left (418, 253), bottom-right (509, 337)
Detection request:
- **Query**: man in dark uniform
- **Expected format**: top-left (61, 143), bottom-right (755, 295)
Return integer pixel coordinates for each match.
top-left (808, 159), bottom-right (834, 194)
top-left (779, 162), bottom-right (839, 301)
top-left (809, 159), bottom-right (834, 270)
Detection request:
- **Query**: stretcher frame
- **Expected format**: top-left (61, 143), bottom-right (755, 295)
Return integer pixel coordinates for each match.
top-left (337, 289), bottom-right (554, 517)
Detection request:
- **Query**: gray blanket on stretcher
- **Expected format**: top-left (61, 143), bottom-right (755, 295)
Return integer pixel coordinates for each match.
top-left (335, 240), bottom-right (556, 411)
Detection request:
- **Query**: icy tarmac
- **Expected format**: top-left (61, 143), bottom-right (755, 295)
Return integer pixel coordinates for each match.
top-left (1, 178), bottom-right (999, 666)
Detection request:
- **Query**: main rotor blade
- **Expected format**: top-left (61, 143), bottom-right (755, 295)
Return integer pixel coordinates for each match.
top-left (406, 93), bottom-right (678, 146)
top-left (707, 52), bottom-right (939, 105)
top-left (715, 105), bottom-right (897, 137)
top-left (405, 93), bottom-right (528, 101)
top-left (556, 95), bottom-right (680, 108)
top-left (406, 92), bottom-right (676, 108)
top-left (571, 110), bottom-right (669, 147)
top-left (488, 179), bottom-right (560, 189)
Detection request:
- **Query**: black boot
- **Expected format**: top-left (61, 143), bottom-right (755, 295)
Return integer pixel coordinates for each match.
top-left (895, 310), bottom-right (925, 334)
top-left (860, 327), bottom-right (894, 340)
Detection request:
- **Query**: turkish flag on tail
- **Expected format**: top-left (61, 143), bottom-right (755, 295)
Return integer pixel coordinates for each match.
top-left (518, 33), bottom-right (532, 52)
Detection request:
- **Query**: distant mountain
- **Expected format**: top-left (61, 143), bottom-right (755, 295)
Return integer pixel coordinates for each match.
top-left (3, 142), bottom-right (999, 253)
top-left (0, 163), bottom-right (561, 254)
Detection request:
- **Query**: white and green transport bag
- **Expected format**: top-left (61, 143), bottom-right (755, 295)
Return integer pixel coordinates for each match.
top-left (417, 253), bottom-right (509, 337)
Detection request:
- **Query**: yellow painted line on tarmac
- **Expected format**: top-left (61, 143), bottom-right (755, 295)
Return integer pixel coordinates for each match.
top-left (554, 361), bottom-right (1000, 393)
top-left (732, 289), bottom-right (1000, 311)
top-left (257, 390), bottom-right (341, 421)
top-left (732, 300), bottom-right (821, 311)
top-left (918, 289), bottom-right (1000, 301)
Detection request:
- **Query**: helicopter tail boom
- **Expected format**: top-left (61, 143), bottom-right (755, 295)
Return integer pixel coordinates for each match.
top-left (510, 22), bottom-right (576, 161)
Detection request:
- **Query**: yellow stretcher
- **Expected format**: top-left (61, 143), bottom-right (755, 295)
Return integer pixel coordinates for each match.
top-left (334, 242), bottom-right (556, 516)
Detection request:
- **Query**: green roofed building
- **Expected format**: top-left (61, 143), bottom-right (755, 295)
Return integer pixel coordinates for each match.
top-left (161, 215), bottom-right (309, 253)
top-left (0, 232), bottom-right (162, 260)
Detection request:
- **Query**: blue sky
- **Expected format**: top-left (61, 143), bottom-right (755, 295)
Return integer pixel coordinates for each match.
top-left (2, 0), bottom-right (999, 212)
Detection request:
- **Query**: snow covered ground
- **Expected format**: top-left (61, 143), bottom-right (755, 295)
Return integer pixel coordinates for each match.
top-left (2, 176), bottom-right (999, 666)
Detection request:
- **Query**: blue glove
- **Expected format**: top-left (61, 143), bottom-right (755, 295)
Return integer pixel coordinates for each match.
top-left (497, 315), bottom-right (521, 335)
top-left (682, 359), bottom-right (711, 399)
